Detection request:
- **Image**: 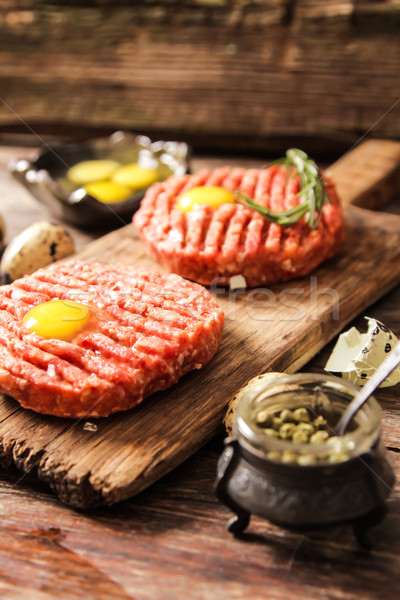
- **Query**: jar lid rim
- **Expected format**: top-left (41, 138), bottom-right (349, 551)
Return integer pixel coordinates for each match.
top-left (234, 372), bottom-right (381, 459)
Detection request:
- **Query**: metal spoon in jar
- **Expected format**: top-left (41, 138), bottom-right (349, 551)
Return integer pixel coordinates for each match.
top-left (335, 341), bottom-right (400, 436)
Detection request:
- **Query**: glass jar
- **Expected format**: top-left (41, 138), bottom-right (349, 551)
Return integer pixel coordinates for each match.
top-left (216, 373), bottom-right (395, 544)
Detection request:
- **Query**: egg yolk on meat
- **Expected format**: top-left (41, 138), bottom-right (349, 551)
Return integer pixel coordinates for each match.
top-left (177, 186), bottom-right (234, 213)
top-left (22, 300), bottom-right (90, 341)
top-left (112, 163), bottom-right (159, 190)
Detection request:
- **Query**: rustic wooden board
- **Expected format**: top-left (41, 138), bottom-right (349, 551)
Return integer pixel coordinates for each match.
top-left (1, 140), bottom-right (400, 509)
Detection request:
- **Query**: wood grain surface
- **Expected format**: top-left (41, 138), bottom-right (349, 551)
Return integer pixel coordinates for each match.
top-left (1, 140), bottom-right (400, 509)
top-left (1, 1), bottom-right (399, 152)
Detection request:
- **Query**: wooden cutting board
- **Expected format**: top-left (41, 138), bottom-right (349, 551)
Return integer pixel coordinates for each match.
top-left (1, 140), bottom-right (400, 509)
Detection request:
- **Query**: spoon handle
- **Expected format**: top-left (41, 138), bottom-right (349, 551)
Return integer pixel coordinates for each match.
top-left (335, 341), bottom-right (400, 436)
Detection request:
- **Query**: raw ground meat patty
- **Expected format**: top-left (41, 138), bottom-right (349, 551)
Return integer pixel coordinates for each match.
top-left (0, 261), bottom-right (224, 418)
top-left (133, 165), bottom-right (344, 287)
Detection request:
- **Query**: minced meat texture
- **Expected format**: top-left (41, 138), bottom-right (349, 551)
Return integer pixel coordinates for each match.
top-left (0, 261), bottom-right (224, 418)
top-left (133, 165), bottom-right (344, 287)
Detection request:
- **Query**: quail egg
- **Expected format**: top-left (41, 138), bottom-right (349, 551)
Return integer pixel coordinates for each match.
top-left (0, 221), bottom-right (75, 283)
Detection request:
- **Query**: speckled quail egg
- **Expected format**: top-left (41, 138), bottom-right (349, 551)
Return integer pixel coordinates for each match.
top-left (0, 221), bottom-right (75, 283)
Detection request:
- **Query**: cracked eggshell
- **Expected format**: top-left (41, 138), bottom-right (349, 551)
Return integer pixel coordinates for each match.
top-left (224, 372), bottom-right (292, 436)
top-left (325, 317), bottom-right (400, 388)
top-left (0, 221), bottom-right (75, 283)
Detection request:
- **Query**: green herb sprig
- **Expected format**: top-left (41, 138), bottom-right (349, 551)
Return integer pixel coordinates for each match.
top-left (235, 148), bottom-right (330, 229)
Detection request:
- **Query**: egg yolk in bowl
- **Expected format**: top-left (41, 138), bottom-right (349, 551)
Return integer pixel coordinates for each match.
top-left (83, 181), bottom-right (133, 204)
top-left (177, 186), bottom-right (235, 213)
top-left (112, 164), bottom-right (159, 190)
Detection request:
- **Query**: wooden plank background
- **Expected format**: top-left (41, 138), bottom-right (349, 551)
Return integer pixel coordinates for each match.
top-left (0, 1), bottom-right (399, 153)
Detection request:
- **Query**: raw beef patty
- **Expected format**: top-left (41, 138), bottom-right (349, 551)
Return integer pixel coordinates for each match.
top-left (0, 261), bottom-right (224, 418)
top-left (133, 165), bottom-right (344, 287)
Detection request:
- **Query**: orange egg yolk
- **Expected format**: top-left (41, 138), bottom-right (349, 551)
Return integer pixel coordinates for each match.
top-left (177, 186), bottom-right (234, 213)
top-left (22, 300), bottom-right (90, 341)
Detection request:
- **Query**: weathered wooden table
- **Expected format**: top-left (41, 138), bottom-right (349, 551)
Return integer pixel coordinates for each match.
top-left (0, 141), bottom-right (400, 600)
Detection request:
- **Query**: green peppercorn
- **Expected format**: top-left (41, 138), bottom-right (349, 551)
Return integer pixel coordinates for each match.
top-left (263, 428), bottom-right (280, 438)
top-left (255, 402), bottom-right (350, 466)
top-left (297, 454), bottom-right (317, 466)
top-left (255, 409), bottom-right (273, 428)
top-left (281, 451), bottom-right (298, 463)
top-left (313, 415), bottom-right (328, 430)
top-left (296, 422), bottom-right (315, 436)
top-left (272, 416), bottom-right (283, 430)
top-left (279, 423), bottom-right (296, 440)
top-left (310, 430), bottom-right (329, 445)
top-left (280, 409), bottom-right (294, 423)
top-left (292, 430), bottom-right (310, 444)
top-left (293, 407), bottom-right (310, 423)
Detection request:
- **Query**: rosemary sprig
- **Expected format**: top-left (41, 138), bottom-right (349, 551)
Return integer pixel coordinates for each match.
top-left (235, 148), bottom-right (330, 229)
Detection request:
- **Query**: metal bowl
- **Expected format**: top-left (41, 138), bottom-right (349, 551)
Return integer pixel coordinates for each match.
top-left (9, 131), bottom-right (190, 229)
